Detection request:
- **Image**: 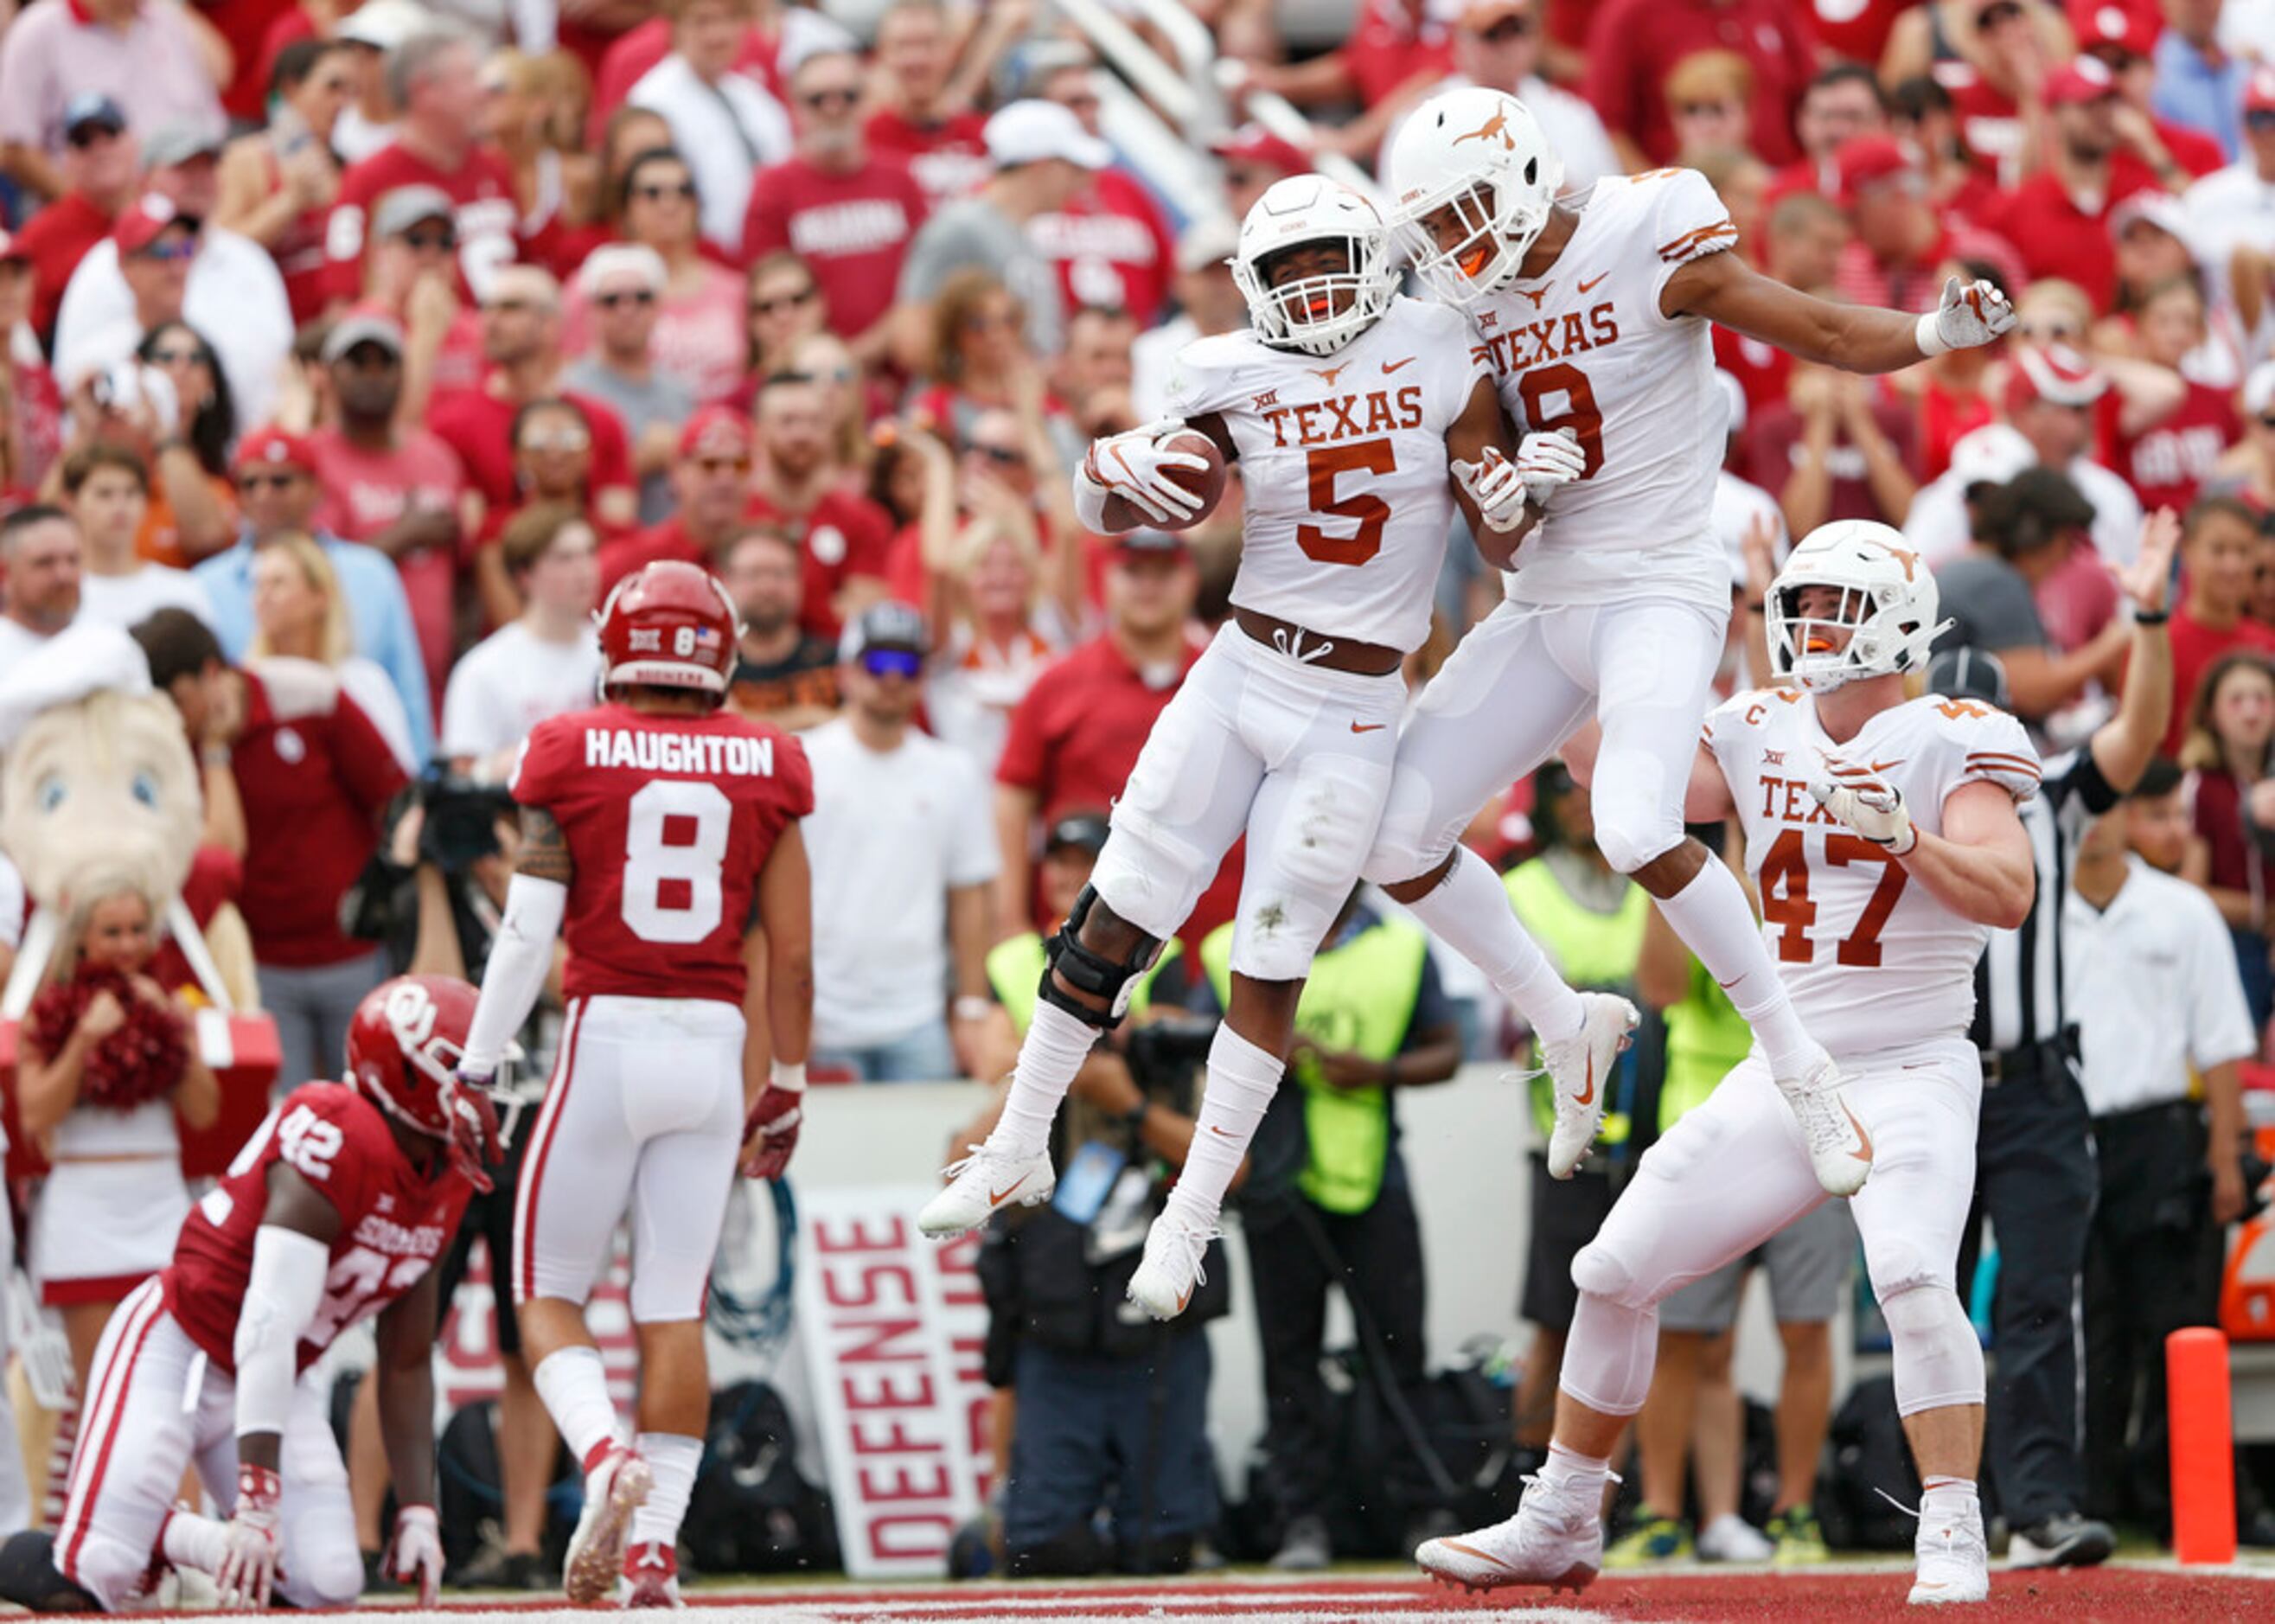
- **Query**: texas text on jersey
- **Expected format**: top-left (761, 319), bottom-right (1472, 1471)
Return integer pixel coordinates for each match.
top-left (509, 705), bottom-right (815, 1006)
top-left (163, 1083), bottom-right (476, 1375)
top-left (1705, 689), bottom-right (2042, 1055)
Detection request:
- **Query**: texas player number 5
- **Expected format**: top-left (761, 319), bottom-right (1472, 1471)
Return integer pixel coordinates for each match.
top-left (1298, 441), bottom-right (1396, 566)
top-left (621, 779), bottom-right (732, 943)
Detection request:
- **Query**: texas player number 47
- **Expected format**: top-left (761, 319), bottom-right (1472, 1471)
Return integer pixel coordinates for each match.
top-left (1759, 829), bottom-right (1909, 969)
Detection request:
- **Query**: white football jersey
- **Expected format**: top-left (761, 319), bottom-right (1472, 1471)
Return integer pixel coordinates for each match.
top-left (1704, 688), bottom-right (2042, 1057)
top-left (1167, 295), bottom-right (1483, 653)
top-left (1467, 169), bottom-right (1738, 613)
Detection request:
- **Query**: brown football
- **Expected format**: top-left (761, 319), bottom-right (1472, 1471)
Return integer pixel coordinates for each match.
top-left (1102, 429), bottom-right (1227, 534)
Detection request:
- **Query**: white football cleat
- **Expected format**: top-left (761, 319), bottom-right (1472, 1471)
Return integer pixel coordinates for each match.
top-left (1776, 1054), bottom-right (1873, 1198)
top-left (1415, 1473), bottom-right (1602, 1595)
top-left (564, 1444), bottom-right (650, 1607)
top-left (917, 1142), bottom-right (1056, 1237)
top-left (1125, 1206), bottom-right (1217, 1320)
top-left (1542, 993), bottom-right (1639, 1179)
top-left (1908, 1497), bottom-right (1989, 1605)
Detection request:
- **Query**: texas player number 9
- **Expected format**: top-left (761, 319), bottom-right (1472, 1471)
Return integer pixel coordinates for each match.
top-left (621, 779), bottom-right (732, 943)
top-left (1516, 363), bottom-right (1606, 477)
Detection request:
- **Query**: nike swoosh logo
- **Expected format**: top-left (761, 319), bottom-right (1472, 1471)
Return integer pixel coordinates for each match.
top-left (1382, 357), bottom-right (1415, 374)
top-left (1844, 1100), bottom-right (1875, 1163)
top-left (1209, 1124), bottom-right (1234, 1136)
top-left (1576, 273), bottom-right (1609, 294)
top-left (1439, 1538), bottom-right (1512, 1571)
top-left (1573, 1051), bottom-right (1595, 1109)
top-left (1351, 720), bottom-right (1387, 733)
top-left (987, 1181), bottom-right (1023, 1207)
top-left (1717, 974), bottom-right (1744, 990)
top-left (1175, 1286), bottom-right (1192, 1313)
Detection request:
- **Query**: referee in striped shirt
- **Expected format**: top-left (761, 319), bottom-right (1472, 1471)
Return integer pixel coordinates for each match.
top-left (1927, 507), bottom-right (2177, 1568)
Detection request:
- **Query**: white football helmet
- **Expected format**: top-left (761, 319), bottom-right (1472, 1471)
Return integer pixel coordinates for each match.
top-left (1768, 521), bottom-right (1954, 692)
top-left (1385, 86), bottom-right (1563, 307)
top-left (1229, 175), bottom-right (1399, 358)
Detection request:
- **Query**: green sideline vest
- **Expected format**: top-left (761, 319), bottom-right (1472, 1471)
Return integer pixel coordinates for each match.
top-left (986, 933), bottom-right (1181, 1036)
top-left (1660, 959), bottom-right (1754, 1132)
top-left (1199, 917), bottom-right (1427, 1214)
top-left (1502, 859), bottom-right (1649, 1148)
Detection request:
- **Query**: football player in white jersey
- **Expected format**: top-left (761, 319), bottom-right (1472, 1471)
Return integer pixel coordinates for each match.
top-left (1417, 521), bottom-right (2038, 1607)
top-left (1364, 86), bottom-right (2017, 1196)
top-left (915, 175), bottom-right (1634, 1320)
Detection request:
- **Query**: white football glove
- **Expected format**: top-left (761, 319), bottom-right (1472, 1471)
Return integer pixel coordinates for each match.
top-left (214, 1463), bottom-right (283, 1611)
top-left (1807, 764), bottom-right (1918, 855)
top-left (1917, 275), bottom-right (2016, 355)
top-left (1077, 418), bottom-right (1208, 526)
top-left (1452, 445), bottom-right (1528, 532)
top-left (386, 1504), bottom-right (444, 1608)
top-left (1514, 427), bottom-right (1588, 504)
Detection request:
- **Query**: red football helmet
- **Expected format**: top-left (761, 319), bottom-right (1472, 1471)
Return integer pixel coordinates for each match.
top-left (598, 560), bottom-right (739, 705)
top-left (345, 975), bottom-right (481, 1140)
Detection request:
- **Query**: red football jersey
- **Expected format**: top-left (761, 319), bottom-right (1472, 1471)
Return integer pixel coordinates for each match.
top-left (511, 704), bottom-right (815, 1005)
top-left (163, 1084), bottom-right (476, 1376)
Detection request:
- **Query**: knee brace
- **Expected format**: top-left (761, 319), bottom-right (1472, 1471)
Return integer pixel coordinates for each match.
top-left (1882, 1282), bottom-right (1985, 1417)
top-left (1041, 886), bottom-right (1163, 1032)
top-left (1570, 1237), bottom-right (1651, 1311)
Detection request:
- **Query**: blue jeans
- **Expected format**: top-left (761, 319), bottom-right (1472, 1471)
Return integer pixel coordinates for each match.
top-left (1003, 1333), bottom-right (1217, 1550)
top-left (811, 1017), bottom-right (958, 1083)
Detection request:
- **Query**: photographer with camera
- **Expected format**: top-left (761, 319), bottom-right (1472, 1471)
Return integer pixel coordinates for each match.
top-left (957, 811), bottom-right (1228, 1578)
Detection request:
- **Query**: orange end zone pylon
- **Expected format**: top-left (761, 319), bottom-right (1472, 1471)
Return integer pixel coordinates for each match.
top-left (2167, 1326), bottom-right (2236, 1564)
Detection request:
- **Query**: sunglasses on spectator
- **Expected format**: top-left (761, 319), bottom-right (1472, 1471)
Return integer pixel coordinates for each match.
top-left (238, 472), bottom-right (303, 493)
top-left (634, 181), bottom-right (697, 201)
top-left (800, 86), bottom-right (861, 111)
top-left (134, 239), bottom-right (197, 263)
top-left (2250, 111), bottom-right (2275, 132)
top-left (860, 648), bottom-right (923, 680)
top-left (751, 288), bottom-right (818, 317)
top-left (597, 289), bottom-right (656, 309)
top-left (521, 427), bottom-right (591, 452)
top-left (1477, 16), bottom-right (1532, 42)
top-left (401, 227), bottom-right (457, 252)
top-left (2258, 415), bottom-right (2275, 430)
top-left (148, 345), bottom-right (209, 367)
top-left (66, 124), bottom-right (119, 150)
top-left (975, 444), bottom-right (1028, 467)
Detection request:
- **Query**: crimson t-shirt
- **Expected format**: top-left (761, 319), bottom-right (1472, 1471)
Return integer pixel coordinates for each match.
top-left (864, 108), bottom-right (990, 208)
top-left (511, 704), bottom-right (814, 1005)
top-left (2165, 611), bottom-right (2275, 755)
top-left (1029, 169), bottom-right (1176, 323)
top-left (2113, 381), bottom-right (2240, 518)
top-left (1583, 0), bottom-right (1812, 166)
top-left (744, 487), bottom-right (892, 638)
top-left (426, 387), bottom-right (635, 514)
top-left (739, 153), bottom-right (927, 338)
top-left (1995, 155), bottom-right (2163, 310)
top-left (309, 425), bottom-right (470, 702)
top-left (16, 191), bottom-right (113, 339)
top-left (324, 142), bottom-right (522, 305)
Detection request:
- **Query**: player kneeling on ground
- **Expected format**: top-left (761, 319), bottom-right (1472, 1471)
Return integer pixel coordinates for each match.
top-left (1415, 522), bottom-right (2037, 1608)
top-left (0, 975), bottom-right (502, 1614)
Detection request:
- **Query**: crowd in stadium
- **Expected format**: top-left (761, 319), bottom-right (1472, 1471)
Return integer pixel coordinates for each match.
top-left (0, 0), bottom-right (2266, 1605)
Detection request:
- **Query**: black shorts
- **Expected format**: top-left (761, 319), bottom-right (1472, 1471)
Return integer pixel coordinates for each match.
top-left (1519, 1155), bottom-right (1614, 1334)
top-left (434, 1117), bottom-right (534, 1358)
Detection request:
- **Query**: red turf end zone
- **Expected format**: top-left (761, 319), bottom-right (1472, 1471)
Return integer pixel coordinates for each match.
top-left (86, 1566), bottom-right (2272, 1623)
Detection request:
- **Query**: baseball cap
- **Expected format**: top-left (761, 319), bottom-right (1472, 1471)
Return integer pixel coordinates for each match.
top-left (141, 120), bottom-right (224, 171)
top-left (233, 426), bottom-right (316, 479)
top-left (1174, 214), bottom-right (1239, 276)
top-left (677, 406), bottom-right (753, 462)
top-left (1045, 811), bottom-right (1111, 857)
top-left (2068, 0), bottom-right (2158, 60)
top-left (578, 242), bottom-right (667, 300)
top-left (371, 185), bottom-right (454, 241)
top-left (2109, 188), bottom-right (2189, 244)
top-left (984, 99), bottom-right (1112, 170)
top-left (1111, 528), bottom-right (1190, 559)
top-left (321, 305), bottom-right (406, 365)
top-left (2004, 342), bottom-right (2109, 415)
top-left (1926, 646), bottom-right (2011, 711)
top-left (113, 195), bottom-right (196, 256)
top-left (2247, 67), bottom-right (2275, 116)
top-left (337, 0), bottom-right (433, 49)
top-left (1948, 423), bottom-right (2037, 490)
top-left (840, 600), bottom-right (930, 662)
top-left (1456, 0), bottom-right (1535, 29)
top-left (2044, 55), bottom-right (2120, 106)
top-left (61, 93), bottom-right (125, 139)
top-left (1833, 134), bottom-right (1915, 203)
top-left (1209, 122), bottom-right (1310, 176)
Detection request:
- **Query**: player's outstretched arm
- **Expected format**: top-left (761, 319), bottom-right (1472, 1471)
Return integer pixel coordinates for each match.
top-left (373, 1272), bottom-right (444, 1607)
top-left (1666, 253), bottom-right (2014, 375)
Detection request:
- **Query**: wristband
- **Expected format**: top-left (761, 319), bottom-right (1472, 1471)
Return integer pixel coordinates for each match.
top-left (2132, 608), bottom-right (2170, 627)
top-left (770, 1060), bottom-right (806, 1094)
top-left (953, 994), bottom-right (994, 1022)
top-left (1914, 310), bottom-right (1949, 359)
top-left (201, 745), bottom-right (233, 767)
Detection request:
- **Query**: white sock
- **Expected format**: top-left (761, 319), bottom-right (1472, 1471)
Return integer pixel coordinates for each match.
top-left (629, 1432), bottom-right (702, 1549)
top-left (1542, 1439), bottom-right (1612, 1501)
top-left (1920, 1475), bottom-right (1978, 1519)
top-left (990, 999), bottom-right (1101, 1156)
top-left (1402, 847), bottom-right (1585, 1043)
top-left (1652, 856), bottom-right (1820, 1076)
top-left (162, 1508), bottom-right (227, 1574)
top-left (1164, 1023), bottom-right (1283, 1230)
top-left (532, 1346), bottom-right (621, 1472)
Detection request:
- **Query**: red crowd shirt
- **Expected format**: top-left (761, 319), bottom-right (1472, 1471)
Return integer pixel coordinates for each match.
top-left (739, 152), bottom-right (928, 340)
top-left (2112, 380), bottom-right (2240, 517)
top-left (165, 1083), bottom-right (476, 1374)
top-left (1343, 0), bottom-right (1454, 108)
top-left (1583, 0), bottom-right (1813, 166)
top-left (309, 425), bottom-right (470, 703)
top-left (1799, 0), bottom-right (1911, 65)
top-left (1712, 325), bottom-right (1794, 424)
top-left (264, 145), bottom-right (335, 325)
top-left (232, 667), bottom-right (410, 968)
top-left (511, 704), bottom-right (814, 1006)
top-left (325, 142), bottom-right (523, 305)
top-left (425, 387), bottom-right (636, 515)
top-left (744, 486), bottom-right (893, 638)
top-left (1995, 156), bottom-right (2163, 309)
top-left (15, 190), bottom-right (112, 338)
top-left (864, 107), bottom-right (991, 208)
top-left (1029, 169), bottom-right (1177, 324)
top-left (2166, 611), bottom-right (2275, 754)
